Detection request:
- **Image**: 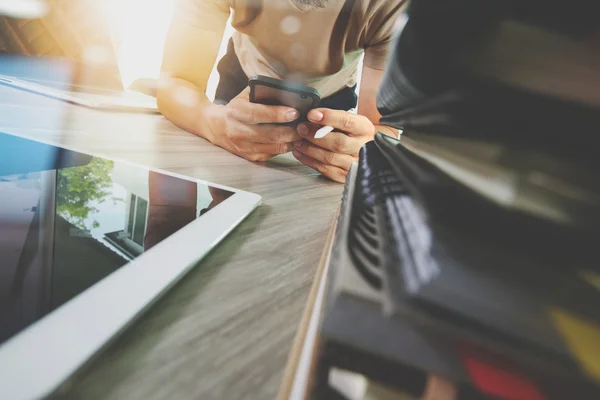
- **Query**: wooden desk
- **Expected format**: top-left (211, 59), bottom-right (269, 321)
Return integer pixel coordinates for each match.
top-left (0, 85), bottom-right (343, 399)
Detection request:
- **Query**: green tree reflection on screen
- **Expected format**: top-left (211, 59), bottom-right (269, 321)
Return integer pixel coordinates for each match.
top-left (56, 158), bottom-right (115, 229)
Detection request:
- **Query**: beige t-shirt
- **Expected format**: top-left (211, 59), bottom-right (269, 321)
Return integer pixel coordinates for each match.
top-left (174, 0), bottom-right (405, 98)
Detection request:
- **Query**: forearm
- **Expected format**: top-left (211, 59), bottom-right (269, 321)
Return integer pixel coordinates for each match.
top-left (156, 78), bottom-right (222, 142)
top-left (357, 66), bottom-right (400, 140)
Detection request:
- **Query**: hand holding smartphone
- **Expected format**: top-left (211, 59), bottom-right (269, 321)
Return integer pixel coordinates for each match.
top-left (249, 75), bottom-right (321, 121)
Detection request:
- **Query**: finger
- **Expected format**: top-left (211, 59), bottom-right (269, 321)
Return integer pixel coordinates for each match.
top-left (237, 153), bottom-right (272, 163)
top-left (227, 121), bottom-right (300, 144)
top-left (254, 124), bottom-right (302, 143)
top-left (240, 141), bottom-right (294, 157)
top-left (293, 140), bottom-right (355, 171)
top-left (230, 98), bottom-right (299, 124)
top-left (292, 149), bottom-right (348, 183)
top-left (307, 108), bottom-right (374, 136)
top-left (297, 123), bottom-right (363, 156)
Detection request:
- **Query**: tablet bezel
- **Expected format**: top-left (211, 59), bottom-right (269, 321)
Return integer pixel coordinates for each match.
top-left (0, 133), bottom-right (261, 400)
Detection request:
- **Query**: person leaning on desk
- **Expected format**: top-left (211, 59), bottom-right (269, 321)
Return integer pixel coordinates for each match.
top-left (157, 0), bottom-right (403, 183)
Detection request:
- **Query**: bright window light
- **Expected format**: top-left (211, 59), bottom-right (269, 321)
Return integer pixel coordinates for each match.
top-left (100, 0), bottom-right (232, 98)
top-left (101, 0), bottom-right (174, 89)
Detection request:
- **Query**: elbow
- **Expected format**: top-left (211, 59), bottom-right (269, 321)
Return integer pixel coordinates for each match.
top-left (156, 82), bottom-right (171, 116)
top-left (156, 72), bottom-right (180, 115)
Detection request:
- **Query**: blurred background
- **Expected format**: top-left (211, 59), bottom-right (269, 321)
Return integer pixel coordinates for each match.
top-left (0, 0), bottom-right (234, 98)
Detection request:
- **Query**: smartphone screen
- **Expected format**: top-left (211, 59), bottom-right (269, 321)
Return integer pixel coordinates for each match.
top-left (252, 85), bottom-right (315, 115)
top-left (249, 75), bottom-right (321, 118)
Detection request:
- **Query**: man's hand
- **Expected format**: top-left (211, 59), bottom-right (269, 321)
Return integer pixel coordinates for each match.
top-left (292, 108), bottom-right (376, 183)
top-left (207, 87), bottom-right (302, 162)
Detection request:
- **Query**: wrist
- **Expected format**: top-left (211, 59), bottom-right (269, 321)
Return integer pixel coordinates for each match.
top-left (199, 102), bottom-right (225, 144)
top-left (375, 124), bottom-right (401, 140)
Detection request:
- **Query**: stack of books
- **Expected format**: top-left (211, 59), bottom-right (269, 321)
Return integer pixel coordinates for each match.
top-left (278, 1), bottom-right (600, 399)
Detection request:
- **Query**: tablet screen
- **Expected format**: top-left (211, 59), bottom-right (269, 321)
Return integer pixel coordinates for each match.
top-left (0, 132), bottom-right (233, 345)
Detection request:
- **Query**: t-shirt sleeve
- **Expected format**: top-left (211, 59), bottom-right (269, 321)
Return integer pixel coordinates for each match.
top-left (172, 0), bottom-right (231, 31)
top-left (363, 1), bottom-right (407, 70)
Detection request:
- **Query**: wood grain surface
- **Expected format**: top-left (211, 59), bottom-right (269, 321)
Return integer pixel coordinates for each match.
top-left (277, 206), bottom-right (339, 400)
top-left (0, 85), bottom-right (344, 399)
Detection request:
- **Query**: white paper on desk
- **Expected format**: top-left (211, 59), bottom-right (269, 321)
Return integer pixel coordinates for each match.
top-left (329, 368), bottom-right (414, 400)
top-left (329, 369), bottom-right (367, 400)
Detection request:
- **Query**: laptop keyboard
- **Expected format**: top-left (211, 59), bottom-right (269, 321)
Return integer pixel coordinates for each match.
top-left (346, 141), bottom-right (409, 291)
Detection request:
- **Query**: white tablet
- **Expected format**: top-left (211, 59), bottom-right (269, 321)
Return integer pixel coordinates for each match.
top-left (0, 132), bottom-right (261, 400)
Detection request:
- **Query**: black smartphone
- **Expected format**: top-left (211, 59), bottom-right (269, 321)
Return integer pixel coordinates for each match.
top-left (249, 75), bottom-right (321, 119)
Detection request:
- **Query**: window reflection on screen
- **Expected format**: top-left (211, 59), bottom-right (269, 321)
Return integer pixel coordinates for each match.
top-left (0, 132), bottom-right (233, 344)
